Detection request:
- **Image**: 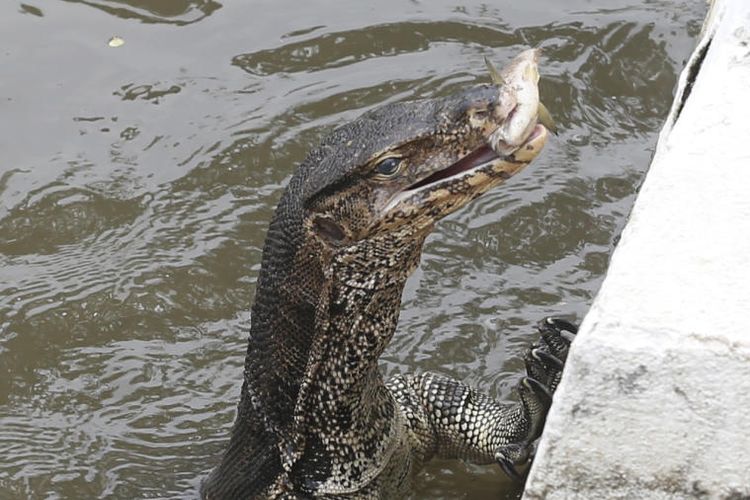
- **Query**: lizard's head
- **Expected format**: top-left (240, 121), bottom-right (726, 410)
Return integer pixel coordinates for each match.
top-left (298, 49), bottom-right (549, 270)
top-left (206, 50), bottom-right (555, 499)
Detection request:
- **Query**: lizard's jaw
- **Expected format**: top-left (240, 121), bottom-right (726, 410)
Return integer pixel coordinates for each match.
top-left (381, 124), bottom-right (547, 222)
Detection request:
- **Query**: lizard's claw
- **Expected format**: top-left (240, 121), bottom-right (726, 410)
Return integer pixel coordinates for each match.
top-left (524, 317), bottom-right (576, 393)
top-left (522, 375), bottom-right (553, 405)
top-left (495, 316), bottom-right (576, 482)
top-left (539, 317), bottom-right (577, 354)
top-left (531, 348), bottom-right (563, 371)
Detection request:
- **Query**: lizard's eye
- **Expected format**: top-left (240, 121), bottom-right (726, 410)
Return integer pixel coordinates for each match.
top-left (375, 157), bottom-right (403, 177)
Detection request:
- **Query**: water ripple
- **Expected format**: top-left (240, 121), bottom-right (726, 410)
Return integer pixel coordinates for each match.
top-left (0, 1), bottom-right (705, 498)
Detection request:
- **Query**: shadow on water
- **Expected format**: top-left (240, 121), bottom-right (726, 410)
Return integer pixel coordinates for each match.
top-left (0, 0), bottom-right (704, 498)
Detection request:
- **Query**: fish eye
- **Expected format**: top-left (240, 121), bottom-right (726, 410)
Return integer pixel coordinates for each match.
top-left (375, 157), bottom-right (403, 177)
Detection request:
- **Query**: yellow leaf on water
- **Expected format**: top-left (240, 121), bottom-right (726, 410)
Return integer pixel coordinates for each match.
top-left (108, 36), bottom-right (124, 48)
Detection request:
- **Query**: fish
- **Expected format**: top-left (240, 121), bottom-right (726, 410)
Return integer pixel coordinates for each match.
top-left (485, 53), bottom-right (559, 137)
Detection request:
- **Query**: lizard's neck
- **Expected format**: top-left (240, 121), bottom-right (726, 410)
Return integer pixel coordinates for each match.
top-left (284, 232), bottom-right (424, 492)
top-left (206, 173), bottom-right (426, 496)
top-left (240, 224), bottom-right (424, 490)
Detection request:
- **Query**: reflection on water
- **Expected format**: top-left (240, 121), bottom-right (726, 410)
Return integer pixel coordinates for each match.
top-left (0, 0), bottom-right (704, 498)
top-left (63, 0), bottom-right (222, 25)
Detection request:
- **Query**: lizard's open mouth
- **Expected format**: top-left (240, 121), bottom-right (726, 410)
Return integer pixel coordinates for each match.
top-left (407, 145), bottom-right (500, 191)
top-left (406, 124), bottom-right (547, 192)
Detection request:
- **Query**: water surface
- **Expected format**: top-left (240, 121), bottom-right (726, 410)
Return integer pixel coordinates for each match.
top-left (0, 0), bottom-right (705, 498)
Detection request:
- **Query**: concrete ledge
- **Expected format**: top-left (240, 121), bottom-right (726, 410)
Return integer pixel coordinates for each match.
top-left (524, 0), bottom-right (750, 498)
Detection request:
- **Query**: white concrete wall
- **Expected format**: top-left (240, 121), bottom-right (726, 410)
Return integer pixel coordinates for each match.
top-left (524, 0), bottom-right (750, 498)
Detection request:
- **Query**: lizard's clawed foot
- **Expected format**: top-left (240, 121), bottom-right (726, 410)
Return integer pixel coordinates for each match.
top-left (495, 316), bottom-right (577, 482)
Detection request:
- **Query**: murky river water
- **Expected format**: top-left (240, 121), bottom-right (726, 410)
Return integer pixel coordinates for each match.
top-left (0, 1), bottom-right (705, 498)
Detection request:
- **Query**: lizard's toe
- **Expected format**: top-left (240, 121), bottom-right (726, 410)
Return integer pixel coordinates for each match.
top-left (538, 317), bottom-right (577, 358)
top-left (495, 443), bottom-right (530, 483)
top-left (521, 376), bottom-right (552, 406)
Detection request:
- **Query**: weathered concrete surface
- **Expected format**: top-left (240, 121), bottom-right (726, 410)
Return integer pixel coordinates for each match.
top-left (524, 0), bottom-right (750, 498)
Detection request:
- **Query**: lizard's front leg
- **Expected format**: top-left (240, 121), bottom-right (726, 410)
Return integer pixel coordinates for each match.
top-left (387, 317), bottom-right (576, 481)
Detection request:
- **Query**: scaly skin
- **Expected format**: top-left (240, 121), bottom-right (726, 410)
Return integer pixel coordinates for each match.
top-left (202, 50), bottom-right (575, 499)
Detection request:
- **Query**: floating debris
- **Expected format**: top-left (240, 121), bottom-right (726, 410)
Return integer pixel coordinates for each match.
top-left (108, 36), bottom-right (125, 48)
